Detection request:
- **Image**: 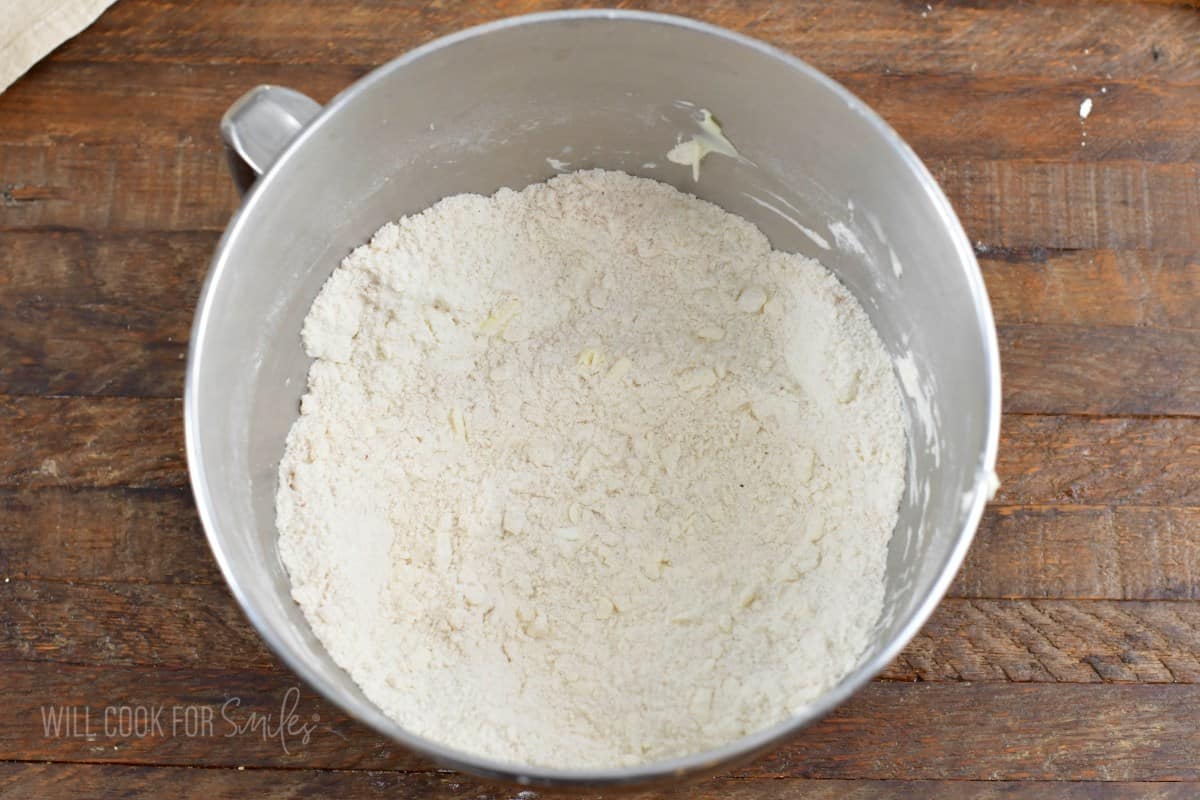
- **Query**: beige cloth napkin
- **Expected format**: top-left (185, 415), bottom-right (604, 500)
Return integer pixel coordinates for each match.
top-left (1, 0), bottom-right (118, 93)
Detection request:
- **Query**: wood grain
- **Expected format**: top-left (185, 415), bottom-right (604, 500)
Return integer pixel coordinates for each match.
top-left (0, 581), bottom-right (276, 671)
top-left (855, 74), bottom-right (1200, 163)
top-left (0, 231), bottom-right (202, 397)
top-left (1000, 325), bottom-right (1200, 415)
top-left (956, 506), bottom-right (1200, 601)
top-left (0, 488), bottom-right (214, 585)
top-left (5, 663), bottom-right (1200, 780)
top-left (0, 231), bottom-right (211, 299)
top-left (742, 683), bottom-right (1200, 781)
top-left (0, 397), bottom-right (183, 489)
top-left (4, 577), bottom-right (1198, 684)
top-left (0, 763), bottom-right (1196, 800)
top-left (5, 143), bottom-right (1197, 255)
top-left (981, 249), bottom-right (1200, 328)
top-left (6, 62), bottom-right (1199, 164)
top-left (929, 159), bottom-right (1200, 252)
top-left (47, 0), bottom-right (1200, 85)
top-left (995, 415), bottom-right (1200, 507)
top-left (0, 144), bottom-right (236, 231)
top-left (0, 63), bottom-right (359, 147)
top-left (888, 599), bottom-right (1200, 683)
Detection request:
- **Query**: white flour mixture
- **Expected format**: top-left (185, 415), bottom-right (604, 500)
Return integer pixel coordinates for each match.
top-left (276, 170), bottom-right (906, 768)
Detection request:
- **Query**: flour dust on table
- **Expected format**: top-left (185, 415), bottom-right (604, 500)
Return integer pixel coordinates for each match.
top-left (276, 170), bottom-right (906, 768)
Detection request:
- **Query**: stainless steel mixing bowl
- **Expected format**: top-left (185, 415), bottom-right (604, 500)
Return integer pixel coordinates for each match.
top-left (186, 9), bottom-right (1001, 788)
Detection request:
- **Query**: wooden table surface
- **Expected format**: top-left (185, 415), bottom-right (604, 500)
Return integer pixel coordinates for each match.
top-left (2, 0), bottom-right (1199, 797)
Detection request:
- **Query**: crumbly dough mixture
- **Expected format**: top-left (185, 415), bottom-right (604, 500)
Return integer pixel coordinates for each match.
top-left (277, 170), bottom-right (906, 768)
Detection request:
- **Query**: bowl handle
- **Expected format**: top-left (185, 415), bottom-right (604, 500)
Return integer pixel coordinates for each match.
top-left (220, 85), bottom-right (322, 195)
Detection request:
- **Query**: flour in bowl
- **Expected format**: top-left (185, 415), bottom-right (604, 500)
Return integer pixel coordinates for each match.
top-left (276, 170), bottom-right (906, 768)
